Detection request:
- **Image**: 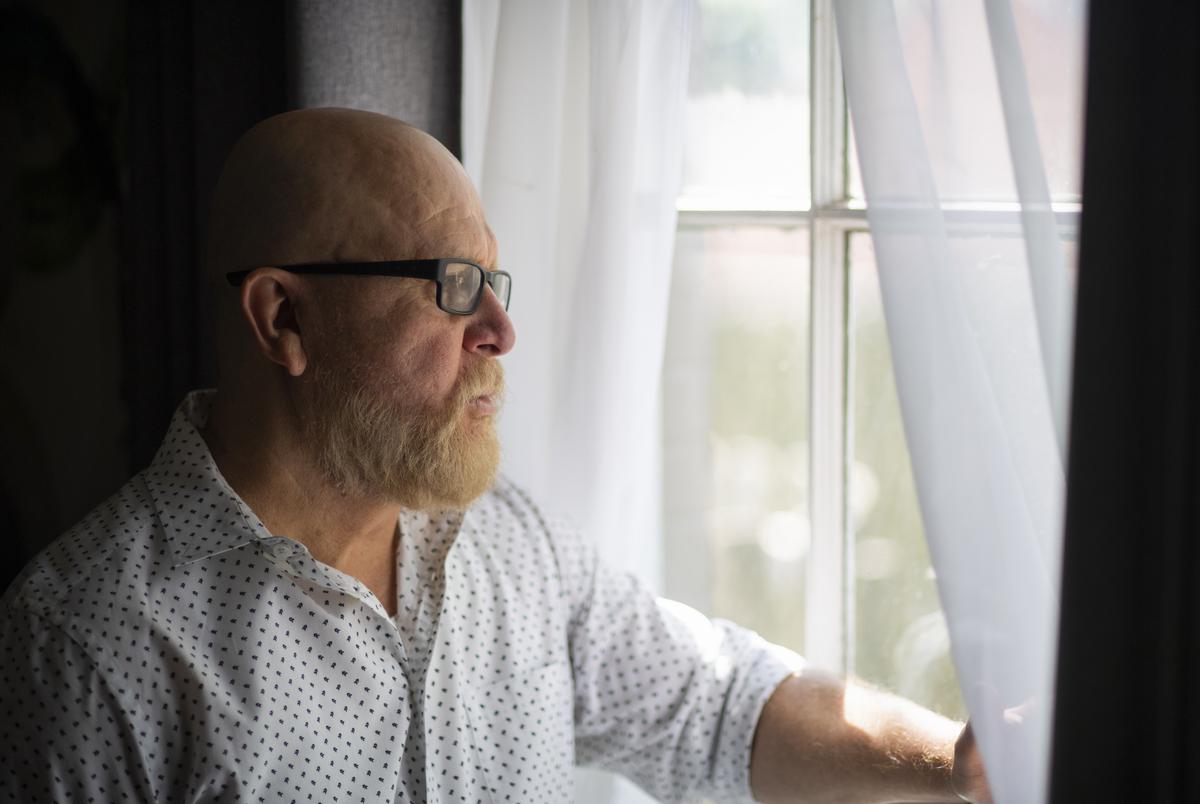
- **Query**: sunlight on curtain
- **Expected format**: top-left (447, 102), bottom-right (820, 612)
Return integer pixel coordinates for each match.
top-left (831, 1), bottom-right (1087, 802)
top-left (462, 1), bottom-right (695, 801)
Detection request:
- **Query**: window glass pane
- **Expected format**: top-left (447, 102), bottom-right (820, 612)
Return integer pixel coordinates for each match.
top-left (1010, 0), bottom-right (1087, 200)
top-left (874, 0), bottom-right (1087, 203)
top-left (680, 0), bottom-right (810, 210)
top-left (847, 231), bottom-right (965, 720)
top-left (662, 225), bottom-right (810, 651)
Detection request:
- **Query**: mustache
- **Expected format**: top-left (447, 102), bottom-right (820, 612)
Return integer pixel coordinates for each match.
top-left (451, 360), bottom-right (505, 408)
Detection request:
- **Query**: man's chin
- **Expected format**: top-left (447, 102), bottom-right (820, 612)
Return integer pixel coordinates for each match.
top-left (393, 472), bottom-right (497, 512)
top-left (387, 427), bottom-right (501, 512)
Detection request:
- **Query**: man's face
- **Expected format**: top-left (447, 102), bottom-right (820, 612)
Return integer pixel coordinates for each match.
top-left (297, 238), bottom-right (515, 509)
top-left (206, 109), bottom-right (515, 508)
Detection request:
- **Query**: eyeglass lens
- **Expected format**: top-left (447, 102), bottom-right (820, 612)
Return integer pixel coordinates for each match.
top-left (487, 272), bottom-right (511, 309)
top-left (442, 262), bottom-right (480, 312)
top-left (443, 262), bottom-right (510, 313)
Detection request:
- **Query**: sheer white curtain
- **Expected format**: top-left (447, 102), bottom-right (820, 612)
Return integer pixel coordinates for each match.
top-left (462, 1), bottom-right (694, 800)
top-left (832, 2), bottom-right (1086, 802)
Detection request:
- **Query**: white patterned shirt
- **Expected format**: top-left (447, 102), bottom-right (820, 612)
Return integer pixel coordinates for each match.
top-left (0, 391), bottom-right (800, 803)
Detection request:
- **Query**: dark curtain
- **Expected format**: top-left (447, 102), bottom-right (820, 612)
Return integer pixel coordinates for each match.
top-left (1050, 0), bottom-right (1199, 800)
top-left (123, 0), bottom-right (288, 469)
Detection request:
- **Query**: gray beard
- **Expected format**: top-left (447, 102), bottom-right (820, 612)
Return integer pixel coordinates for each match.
top-left (302, 365), bottom-right (501, 510)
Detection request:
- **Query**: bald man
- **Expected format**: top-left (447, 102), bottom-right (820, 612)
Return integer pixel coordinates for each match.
top-left (0, 109), bottom-right (989, 803)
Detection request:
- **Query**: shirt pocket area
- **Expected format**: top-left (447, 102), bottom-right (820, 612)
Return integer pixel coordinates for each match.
top-left (465, 660), bottom-right (576, 803)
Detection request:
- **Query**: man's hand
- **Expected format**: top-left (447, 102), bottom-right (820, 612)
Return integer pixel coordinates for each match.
top-left (951, 722), bottom-right (993, 803)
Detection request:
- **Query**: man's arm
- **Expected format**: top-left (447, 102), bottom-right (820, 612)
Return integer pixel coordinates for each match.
top-left (750, 670), bottom-right (989, 803)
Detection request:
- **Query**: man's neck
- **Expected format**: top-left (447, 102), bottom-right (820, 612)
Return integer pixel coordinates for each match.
top-left (200, 389), bottom-right (402, 574)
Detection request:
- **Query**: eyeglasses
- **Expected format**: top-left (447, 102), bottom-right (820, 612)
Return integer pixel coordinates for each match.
top-left (225, 259), bottom-right (512, 316)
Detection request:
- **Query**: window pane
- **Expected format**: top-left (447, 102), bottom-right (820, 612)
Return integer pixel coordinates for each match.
top-left (845, 0), bottom-right (1086, 204)
top-left (663, 225), bottom-right (810, 651)
top-left (1010, 0), bottom-right (1087, 200)
top-left (680, 0), bottom-right (810, 210)
top-left (847, 232), bottom-right (965, 720)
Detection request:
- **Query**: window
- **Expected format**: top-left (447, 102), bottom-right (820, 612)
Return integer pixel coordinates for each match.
top-left (663, 0), bottom-right (1080, 721)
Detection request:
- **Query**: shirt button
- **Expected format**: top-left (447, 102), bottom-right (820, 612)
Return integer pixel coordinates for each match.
top-left (271, 543), bottom-right (292, 560)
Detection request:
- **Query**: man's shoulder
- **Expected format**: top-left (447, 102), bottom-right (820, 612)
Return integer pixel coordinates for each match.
top-left (3, 472), bottom-right (161, 625)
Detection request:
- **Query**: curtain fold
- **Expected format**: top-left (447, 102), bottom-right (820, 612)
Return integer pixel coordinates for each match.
top-left (286, 0), bottom-right (462, 154)
top-left (125, 0), bottom-right (290, 470)
top-left (832, 2), bottom-right (1086, 802)
top-left (462, 1), bottom-right (694, 800)
top-left (461, 0), bottom-right (693, 589)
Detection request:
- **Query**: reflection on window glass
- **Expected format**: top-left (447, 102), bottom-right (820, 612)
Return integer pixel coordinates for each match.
top-left (664, 225), bottom-right (810, 651)
top-left (681, 0), bottom-right (810, 210)
top-left (847, 232), bottom-right (965, 720)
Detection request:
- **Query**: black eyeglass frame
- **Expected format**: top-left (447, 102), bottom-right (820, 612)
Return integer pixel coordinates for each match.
top-left (225, 259), bottom-right (512, 316)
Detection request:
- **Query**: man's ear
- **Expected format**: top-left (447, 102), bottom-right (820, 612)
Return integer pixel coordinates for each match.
top-left (239, 269), bottom-right (308, 377)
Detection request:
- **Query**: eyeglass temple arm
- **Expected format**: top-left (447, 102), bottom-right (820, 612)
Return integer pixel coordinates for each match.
top-left (224, 260), bottom-right (445, 287)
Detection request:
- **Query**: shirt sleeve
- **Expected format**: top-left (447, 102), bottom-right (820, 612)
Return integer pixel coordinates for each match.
top-left (557, 525), bottom-right (805, 803)
top-left (0, 604), bottom-right (157, 803)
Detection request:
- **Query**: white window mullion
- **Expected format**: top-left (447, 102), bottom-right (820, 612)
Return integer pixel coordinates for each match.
top-left (806, 221), bottom-right (849, 673)
top-left (810, 0), bottom-right (847, 209)
top-left (805, 0), bottom-right (851, 674)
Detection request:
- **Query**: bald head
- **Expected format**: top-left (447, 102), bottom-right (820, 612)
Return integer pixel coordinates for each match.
top-left (205, 108), bottom-right (495, 283)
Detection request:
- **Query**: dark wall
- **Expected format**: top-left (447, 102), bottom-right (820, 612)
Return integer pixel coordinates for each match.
top-left (1, 0), bottom-right (461, 589)
top-left (1, 0), bottom-right (130, 583)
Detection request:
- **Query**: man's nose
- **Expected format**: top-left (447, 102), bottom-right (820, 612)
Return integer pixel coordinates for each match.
top-left (463, 286), bottom-right (516, 356)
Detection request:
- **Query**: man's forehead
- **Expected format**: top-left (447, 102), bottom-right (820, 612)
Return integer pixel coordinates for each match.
top-left (206, 108), bottom-right (498, 277)
top-left (316, 122), bottom-right (489, 254)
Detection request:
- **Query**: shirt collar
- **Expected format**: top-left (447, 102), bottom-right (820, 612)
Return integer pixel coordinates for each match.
top-left (143, 389), bottom-right (275, 568)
